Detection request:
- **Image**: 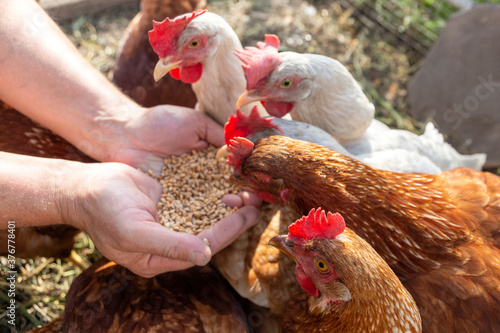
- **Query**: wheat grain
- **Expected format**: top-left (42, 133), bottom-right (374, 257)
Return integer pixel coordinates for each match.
top-left (148, 146), bottom-right (238, 235)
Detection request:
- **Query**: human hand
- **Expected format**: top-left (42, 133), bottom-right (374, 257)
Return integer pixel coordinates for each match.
top-left (102, 105), bottom-right (225, 173)
top-left (60, 162), bottom-right (260, 277)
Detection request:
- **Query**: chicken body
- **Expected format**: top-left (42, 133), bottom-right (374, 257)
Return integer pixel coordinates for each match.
top-left (212, 203), bottom-right (302, 314)
top-left (231, 135), bottom-right (500, 333)
top-left (63, 258), bottom-right (250, 332)
top-left (236, 35), bottom-right (486, 172)
top-left (223, 107), bottom-right (441, 174)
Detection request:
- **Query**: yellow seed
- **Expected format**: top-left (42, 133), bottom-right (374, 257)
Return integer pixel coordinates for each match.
top-left (148, 146), bottom-right (238, 235)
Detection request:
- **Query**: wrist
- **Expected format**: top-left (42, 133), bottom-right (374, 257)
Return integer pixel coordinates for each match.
top-left (75, 100), bottom-right (144, 163)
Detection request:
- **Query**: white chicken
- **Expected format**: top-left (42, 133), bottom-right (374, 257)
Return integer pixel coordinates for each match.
top-left (236, 34), bottom-right (487, 174)
top-left (220, 107), bottom-right (441, 174)
top-left (149, 9), bottom-right (264, 125)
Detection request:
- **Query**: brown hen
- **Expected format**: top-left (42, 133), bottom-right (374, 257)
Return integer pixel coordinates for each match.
top-left (270, 208), bottom-right (421, 332)
top-left (228, 135), bottom-right (500, 333)
top-left (62, 258), bottom-right (250, 332)
top-left (112, 0), bottom-right (203, 107)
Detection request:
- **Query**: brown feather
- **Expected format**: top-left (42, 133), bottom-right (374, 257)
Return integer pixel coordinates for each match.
top-left (235, 135), bottom-right (500, 332)
top-left (64, 258), bottom-right (249, 332)
top-left (212, 203), bottom-right (302, 315)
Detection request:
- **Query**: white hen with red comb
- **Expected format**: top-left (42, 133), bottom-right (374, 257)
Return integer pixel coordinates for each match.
top-left (149, 10), bottom-right (263, 125)
top-left (236, 35), bottom-right (486, 173)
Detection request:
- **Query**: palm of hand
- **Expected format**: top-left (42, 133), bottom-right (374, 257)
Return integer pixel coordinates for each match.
top-left (111, 105), bottom-right (224, 173)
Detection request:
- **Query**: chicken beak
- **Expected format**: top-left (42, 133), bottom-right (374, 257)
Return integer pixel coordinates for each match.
top-left (236, 90), bottom-right (264, 108)
top-left (154, 58), bottom-right (182, 82)
top-left (269, 235), bottom-right (297, 262)
top-left (216, 145), bottom-right (228, 161)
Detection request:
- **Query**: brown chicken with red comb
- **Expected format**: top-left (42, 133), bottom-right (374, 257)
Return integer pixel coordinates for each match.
top-left (61, 258), bottom-right (250, 332)
top-left (227, 134), bottom-right (500, 333)
top-left (270, 208), bottom-right (421, 332)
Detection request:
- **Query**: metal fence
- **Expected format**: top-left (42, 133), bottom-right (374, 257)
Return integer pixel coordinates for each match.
top-left (338, 0), bottom-right (484, 56)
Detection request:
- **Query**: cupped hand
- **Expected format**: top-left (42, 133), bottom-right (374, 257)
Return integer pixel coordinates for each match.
top-left (108, 105), bottom-right (225, 173)
top-left (60, 162), bottom-right (260, 277)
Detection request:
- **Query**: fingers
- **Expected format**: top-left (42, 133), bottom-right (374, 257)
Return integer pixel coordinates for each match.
top-left (128, 255), bottom-right (195, 278)
top-left (123, 221), bottom-right (211, 266)
top-left (221, 190), bottom-right (262, 208)
top-left (117, 206), bottom-right (259, 277)
top-left (220, 193), bottom-right (244, 207)
top-left (191, 140), bottom-right (209, 152)
top-left (239, 190), bottom-right (262, 207)
top-left (202, 116), bottom-right (224, 147)
top-left (133, 154), bottom-right (166, 176)
top-left (197, 206), bottom-right (260, 255)
top-left (124, 165), bottom-right (163, 202)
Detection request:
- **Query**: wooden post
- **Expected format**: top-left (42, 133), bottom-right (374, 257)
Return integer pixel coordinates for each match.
top-left (39, 0), bottom-right (140, 21)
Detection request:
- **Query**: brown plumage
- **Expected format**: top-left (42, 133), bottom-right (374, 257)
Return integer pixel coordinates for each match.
top-left (0, 107), bottom-right (93, 261)
top-left (112, 0), bottom-right (203, 107)
top-left (213, 203), bottom-right (302, 316)
top-left (230, 135), bottom-right (500, 333)
top-left (63, 258), bottom-right (250, 332)
top-left (0, 225), bottom-right (80, 260)
top-left (272, 225), bottom-right (421, 332)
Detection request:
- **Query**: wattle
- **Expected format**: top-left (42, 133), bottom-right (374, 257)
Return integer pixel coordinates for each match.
top-left (261, 100), bottom-right (294, 118)
top-left (173, 63), bottom-right (203, 84)
top-left (295, 264), bottom-right (319, 297)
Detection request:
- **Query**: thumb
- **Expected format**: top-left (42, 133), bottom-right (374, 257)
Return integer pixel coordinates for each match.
top-left (126, 221), bottom-right (211, 265)
top-left (132, 154), bottom-right (165, 175)
top-left (202, 115), bottom-right (225, 147)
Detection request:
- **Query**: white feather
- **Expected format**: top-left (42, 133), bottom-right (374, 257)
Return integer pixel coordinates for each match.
top-left (184, 12), bottom-right (262, 125)
top-left (274, 52), bottom-right (486, 172)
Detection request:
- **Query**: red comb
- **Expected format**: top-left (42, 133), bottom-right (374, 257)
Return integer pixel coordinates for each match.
top-left (227, 137), bottom-right (254, 170)
top-left (149, 10), bottom-right (207, 58)
top-left (288, 208), bottom-right (346, 241)
top-left (224, 106), bottom-right (283, 145)
top-left (235, 34), bottom-right (281, 90)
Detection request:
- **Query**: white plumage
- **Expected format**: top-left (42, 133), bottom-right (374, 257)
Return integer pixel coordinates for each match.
top-left (236, 37), bottom-right (487, 174)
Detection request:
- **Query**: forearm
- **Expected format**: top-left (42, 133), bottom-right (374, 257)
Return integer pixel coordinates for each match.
top-left (0, 152), bottom-right (79, 228)
top-left (0, 0), bottom-right (139, 161)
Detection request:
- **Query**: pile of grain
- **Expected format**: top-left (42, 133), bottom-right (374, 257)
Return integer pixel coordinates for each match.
top-left (149, 146), bottom-right (239, 235)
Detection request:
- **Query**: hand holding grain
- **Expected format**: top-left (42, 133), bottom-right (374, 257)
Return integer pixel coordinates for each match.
top-left (60, 162), bottom-right (260, 278)
top-left (105, 105), bottom-right (226, 173)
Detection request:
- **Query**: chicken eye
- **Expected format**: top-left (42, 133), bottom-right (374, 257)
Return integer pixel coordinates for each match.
top-left (281, 78), bottom-right (293, 88)
top-left (316, 259), bottom-right (329, 273)
top-left (189, 38), bottom-right (201, 48)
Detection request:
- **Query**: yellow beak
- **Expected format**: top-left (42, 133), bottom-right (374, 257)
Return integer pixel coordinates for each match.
top-left (216, 145), bottom-right (229, 161)
top-left (268, 235), bottom-right (297, 262)
top-left (153, 58), bottom-right (182, 82)
top-left (236, 90), bottom-right (265, 108)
